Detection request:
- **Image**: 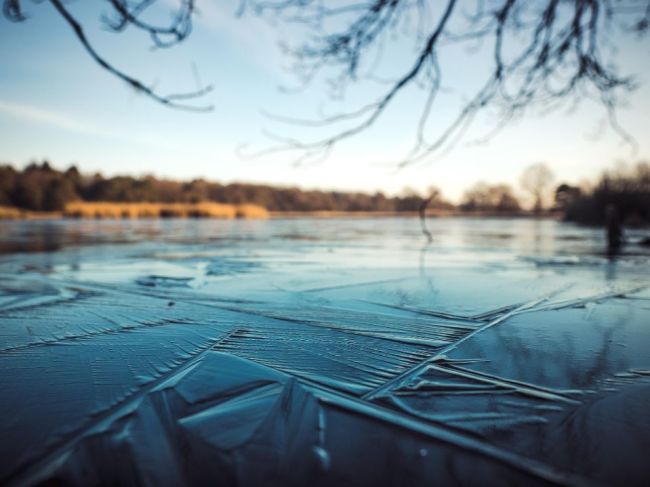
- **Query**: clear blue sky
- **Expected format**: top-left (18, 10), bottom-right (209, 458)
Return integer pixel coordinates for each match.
top-left (1, 0), bottom-right (649, 202)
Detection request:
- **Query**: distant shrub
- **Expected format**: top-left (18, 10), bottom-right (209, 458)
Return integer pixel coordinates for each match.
top-left (459, 182), bottom-right (522, 213)
top-left (562, 162), bottom-right (650, 226)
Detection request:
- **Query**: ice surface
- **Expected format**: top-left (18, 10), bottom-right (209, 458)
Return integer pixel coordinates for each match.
top-left (0, 217), bottom-right (649, 485)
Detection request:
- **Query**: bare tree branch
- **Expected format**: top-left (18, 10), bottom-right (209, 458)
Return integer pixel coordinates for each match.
top-left (4, 0), bottom-right (213, 111)
top-left (244, 0), bottom-right (649, 166)
top-left (4, 0), bottom-right (649, 133)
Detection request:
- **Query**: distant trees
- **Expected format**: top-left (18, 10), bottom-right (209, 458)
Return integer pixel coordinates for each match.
top-left (459, 182), bottom-right (521, 213)
top-left (0, 161), bottom-right (457, 213)
top-left (9, 160), bottom-right (648, 224)
top-left (561, 162), bottom-right (650, 225)
top-left (0, 165), bottom-right (17, 205)
top-left (395, 188), bottom-right (427, 213)
top-left (520, 163), bottom-right (555, 213)
top-left (3, 161), bottom-right (80, 211)
top-left (554, 183), bottom-right (582, 212)
top-left (43, 178), bottom-right (76, 211)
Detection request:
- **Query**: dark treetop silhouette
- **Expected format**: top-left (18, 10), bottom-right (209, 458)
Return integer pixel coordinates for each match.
top-left (4, 0), bottom-right (649, 164)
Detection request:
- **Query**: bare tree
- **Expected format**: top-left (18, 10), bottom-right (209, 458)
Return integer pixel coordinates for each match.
top-left (520, 162), bottom-right (555, 212)
top-left (418, 186), bottom-right (444, 242)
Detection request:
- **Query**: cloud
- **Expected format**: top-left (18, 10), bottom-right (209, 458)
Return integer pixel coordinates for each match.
top-left (0, 100), bottom-right (176, 149)
top-left (0, 100), bottom-right (106, 137)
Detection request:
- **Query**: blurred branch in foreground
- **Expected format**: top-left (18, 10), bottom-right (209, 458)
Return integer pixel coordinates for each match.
top-left (3, 0), bottom-right (213, 111)
top-left (243, 0), bottom-right (650, 166)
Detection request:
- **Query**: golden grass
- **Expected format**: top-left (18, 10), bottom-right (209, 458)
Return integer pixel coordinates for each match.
top-left (0, 205), bottom-right (24, 219)
top-left (235, 203), bottom-right (270, 219)
top-left (0, 206), bottom-right (61, 220)
top-left (63, 202), bottom-right (268, 219)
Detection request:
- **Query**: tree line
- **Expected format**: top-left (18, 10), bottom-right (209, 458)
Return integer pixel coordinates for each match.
top-left (557, 162), bottom-right (650, 225)
top-left (1, 161), bottom-right (648, 224)
top-left (0, 161), bottom-right (529, 214)
top-left (0, 161), bottom-right (458, 213)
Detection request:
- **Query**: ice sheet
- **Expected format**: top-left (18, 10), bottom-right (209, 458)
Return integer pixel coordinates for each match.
top-left (1, 217), bottom-right (649, 485)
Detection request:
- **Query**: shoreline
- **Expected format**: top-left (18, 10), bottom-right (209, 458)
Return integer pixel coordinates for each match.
top-left (268, 210), bottom-right (554, 219)
top-left (0, 206), bottom-right (558, 220)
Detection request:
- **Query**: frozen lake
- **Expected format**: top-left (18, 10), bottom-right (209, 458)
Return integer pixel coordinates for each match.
top-left (0, 217), bottom-right (649, 486)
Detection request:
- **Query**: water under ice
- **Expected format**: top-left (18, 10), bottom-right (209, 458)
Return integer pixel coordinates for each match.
top-left (0, 217), bottom-right (649, 486)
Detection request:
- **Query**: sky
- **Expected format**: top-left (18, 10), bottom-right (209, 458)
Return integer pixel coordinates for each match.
top-left (1, 0), bottom-right (649, 203)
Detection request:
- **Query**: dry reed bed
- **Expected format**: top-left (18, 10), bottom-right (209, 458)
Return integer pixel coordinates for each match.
top-left (0, 206), bottom-right (24, 219)
top-left (0, 206), bottom-right (22, 220)
top-left (0, 206), bottom-right (61, 220)
top-left (63, 202), bottom-right (269, 219)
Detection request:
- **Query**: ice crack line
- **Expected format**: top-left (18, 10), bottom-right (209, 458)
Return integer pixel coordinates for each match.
top-left (362, 293), bottom-right (556, 401)
top-left (4, 328), bottom-right (244, 487)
